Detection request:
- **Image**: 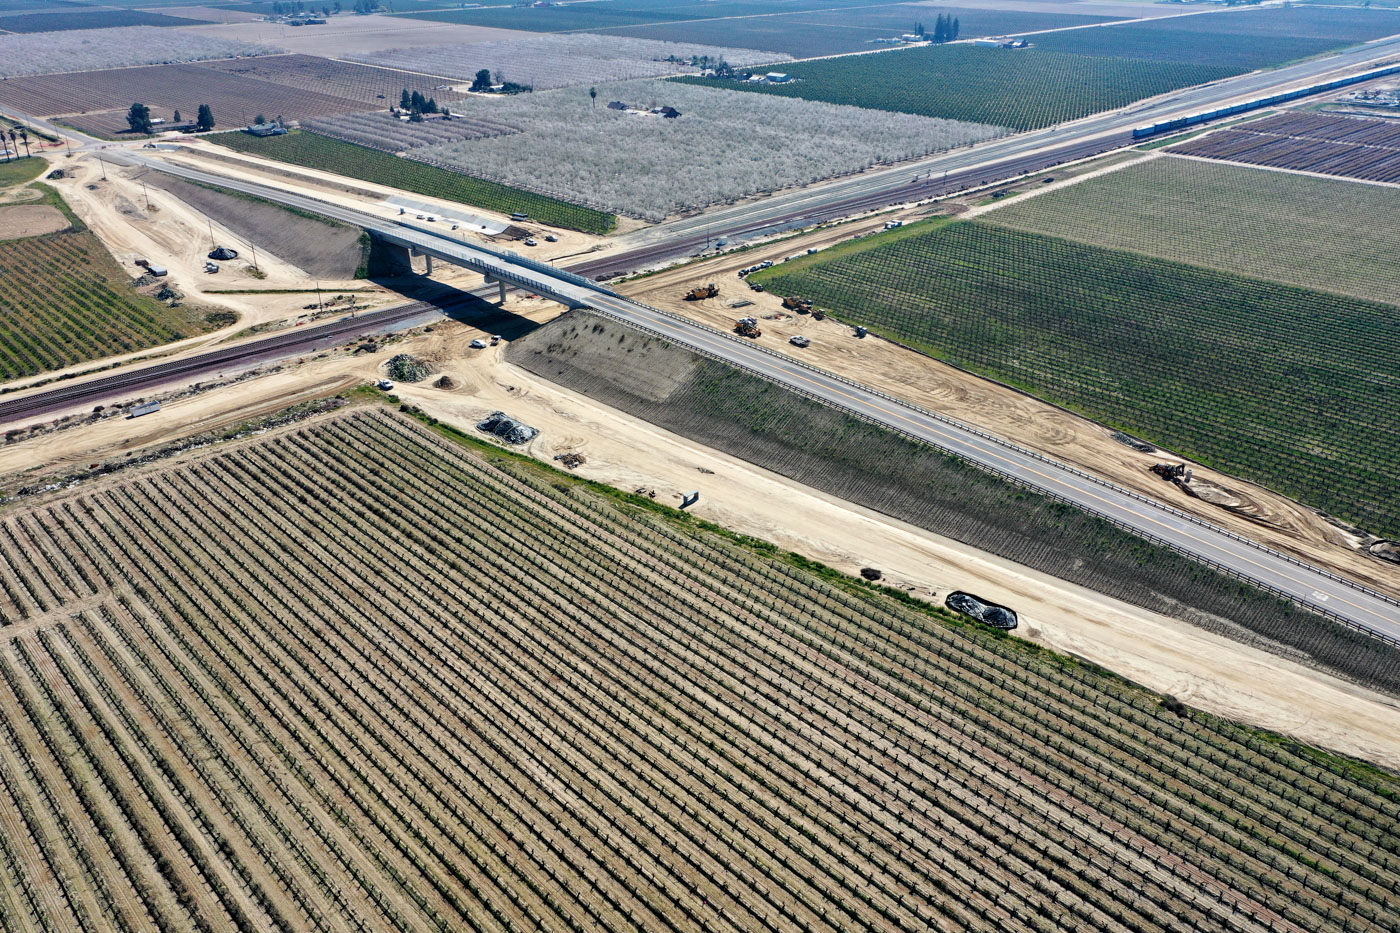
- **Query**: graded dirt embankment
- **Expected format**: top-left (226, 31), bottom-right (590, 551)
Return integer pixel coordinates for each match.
top-left (507, 310), bottom-right (1400, 698)
top-left (144, 173), bottom-right (367, 280)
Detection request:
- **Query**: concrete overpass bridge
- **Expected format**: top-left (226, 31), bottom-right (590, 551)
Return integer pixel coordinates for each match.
top-left (112, 149), bottom-right (1400, 646)
top-left (115, 149), bottom-right (612, 311)
top-left (368, 224), bottom-right (609, 308)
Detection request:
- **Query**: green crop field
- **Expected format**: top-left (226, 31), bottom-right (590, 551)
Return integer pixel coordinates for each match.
top-left (752, 221), bottom-right (1400, 537)
top-left (0, 403), bottom-right (1394, 932)
top-left (1029, 7), bottom-right (1400, 68)
top-left (0, 187), bottom-right (216, 383)
top-left (984, 155), bottom-right (1400, 305)
top-left (678, 45), bottom-right (1235, 131)
top-left (212, 130), bottom-right (616, 235)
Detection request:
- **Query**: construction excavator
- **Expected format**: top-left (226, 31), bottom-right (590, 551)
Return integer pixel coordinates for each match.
top-left (1151, 462), bottom-right (1193, 484)
top-left (734, 317), bottom-right (761, 338)
top-left (685, 283), bottom-right (719, 300)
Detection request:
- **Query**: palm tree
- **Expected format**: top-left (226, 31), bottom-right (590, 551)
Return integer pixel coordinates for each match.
top-left (18, 129), bottom-right (29, 159)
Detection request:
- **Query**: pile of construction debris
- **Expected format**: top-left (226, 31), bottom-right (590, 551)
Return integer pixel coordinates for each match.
top-left (386, 353), bottom-right (434, 383)
top-left (477, 411), bottom-right (538, 445)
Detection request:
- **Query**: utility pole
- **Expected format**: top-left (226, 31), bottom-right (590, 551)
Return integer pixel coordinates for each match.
top-left (141, 180), bottom-right (151, 211)
top-left (207, 218), bottom-right (215, 252)
top-left (98, 156), bottom-right (107, 181)
top-left (250, 242), bottom-right (259, 275)
top-left (316, 280), bottom-right (323, 311)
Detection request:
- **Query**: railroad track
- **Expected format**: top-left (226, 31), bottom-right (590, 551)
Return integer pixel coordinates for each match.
top-left (0, 295), bottom-right (472, 425)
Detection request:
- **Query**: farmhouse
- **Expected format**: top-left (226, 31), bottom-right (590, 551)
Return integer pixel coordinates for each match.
top-left (246, 121), bottom-right (287, 136)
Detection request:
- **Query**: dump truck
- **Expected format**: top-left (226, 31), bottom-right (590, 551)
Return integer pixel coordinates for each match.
top-left (782, 296), bottom-right (813, 313)
top-left (734, 317), bottom-right (761, 338)
top-left (686, 283), bottom-right (719, 300)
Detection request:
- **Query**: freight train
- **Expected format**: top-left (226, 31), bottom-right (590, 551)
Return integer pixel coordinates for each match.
top-left (1131, 61), bottom-right (1400, 139)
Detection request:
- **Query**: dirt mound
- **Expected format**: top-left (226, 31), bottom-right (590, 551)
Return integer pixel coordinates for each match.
top-left (386, 354), bottom-right (433, 383)
top-left (477, 411), bottom-right (538, 445)
top-left (208, 245), bottom-right (238, 260)
top-left (1166, 476), bottom-right (1296, 532)
top-left (434, 374), bottom-right (457, 389)
top-left (1369, 540), bottom-right (1400, 565)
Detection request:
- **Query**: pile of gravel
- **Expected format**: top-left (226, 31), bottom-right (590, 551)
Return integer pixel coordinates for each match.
top-left (477, 411), bottom-right (538, 445)
top-left (386, 354), bottom-right (434, 383)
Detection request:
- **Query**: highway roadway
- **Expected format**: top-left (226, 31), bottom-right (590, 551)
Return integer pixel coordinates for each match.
top-left (599, 32), bottom-right (1400, 269)
top-left (69, 150), bottom-right (1398, 644)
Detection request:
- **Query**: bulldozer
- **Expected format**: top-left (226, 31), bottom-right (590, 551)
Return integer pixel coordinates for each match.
top-left (782, 295), bottom-right (813, 313)
top-left (734, 317), bottom-right (761, 338)
top-left (1151, 462), bottom-right (1193, 484)
top-left (685, 283), bottom-right (719, 300)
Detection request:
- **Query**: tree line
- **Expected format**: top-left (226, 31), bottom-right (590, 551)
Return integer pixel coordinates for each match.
top-left (914, 14), bottom-right (960, 43)
top-left (126, 103), bottom-right (215, 134)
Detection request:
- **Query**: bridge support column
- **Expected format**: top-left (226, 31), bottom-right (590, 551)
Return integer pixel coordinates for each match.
top-left (485, 274), bottom-right (506, 304)
top-left (424, 254), bottom-right (433, 275)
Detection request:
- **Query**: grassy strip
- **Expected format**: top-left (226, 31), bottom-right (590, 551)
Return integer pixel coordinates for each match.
top-left (210, 130), bottom-right (616, 235)
top-left (0, 157), bottom-right (46, 188)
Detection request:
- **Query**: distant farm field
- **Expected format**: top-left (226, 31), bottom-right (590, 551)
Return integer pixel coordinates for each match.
top-left (1027, 7), bottom-right (1400, 68)
top-left (0, 26), bottom-right (277, 78)
top-left (349, 34), bottom-right (789, 90)
top-left (752, 221), bottom-right (1400, 536)
top-left (983, 154), bottom-right (1400, 305)
top-left (0, 8), bottom-right (210, 30)
top-left (0, 62), bottom-right (371, 137)
top-left (1170, 111), bottom-right (1400, 184)
top-left (406, 79), bottom-right (1003, 220)
top-left (678, 45), bottom-right (1235, 131)
top-left (0, 404), bottom-right (1395, 932)
top-left (597, 4), bottom-right (1120, 57)
top-left (195, 53), bottom-right (470, 107)
top-left (212, 130), bottom-right (618, 233)
top-left (0, 189), bottom-right (215, 382)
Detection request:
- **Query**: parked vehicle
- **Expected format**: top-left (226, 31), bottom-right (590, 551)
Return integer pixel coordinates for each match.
top-left (470, 338), bottom-right (488, 349)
